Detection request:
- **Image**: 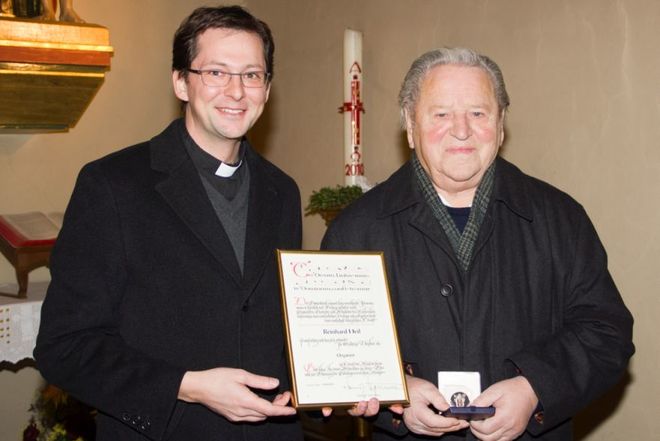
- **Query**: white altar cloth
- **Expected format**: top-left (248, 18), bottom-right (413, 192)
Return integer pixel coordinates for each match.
top-left (0, 282), bottom-right (48, 364)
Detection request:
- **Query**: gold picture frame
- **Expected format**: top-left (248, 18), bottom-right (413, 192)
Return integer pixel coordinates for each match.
top-left (277, 249), bottom-right (409, 409)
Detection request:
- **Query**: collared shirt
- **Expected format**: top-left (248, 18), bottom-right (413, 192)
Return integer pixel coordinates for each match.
top-left (179, 121), bottom-right (250, 273)
top-left (181, 124), bottom-right (247, 201)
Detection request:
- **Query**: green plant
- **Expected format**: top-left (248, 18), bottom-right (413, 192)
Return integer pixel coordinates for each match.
top-left (305, 185), bottom-right (363, 215)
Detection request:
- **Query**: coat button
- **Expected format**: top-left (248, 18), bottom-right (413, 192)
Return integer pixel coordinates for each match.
top-left (121, 412), bottom-right (130, 422)
top-left (440, 283), bottom-right (454, 297)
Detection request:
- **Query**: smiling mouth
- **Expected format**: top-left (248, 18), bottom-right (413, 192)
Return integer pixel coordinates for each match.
top-left (447, 146), bottom-right (474, 154)
top-left (218, 108), bottom-right (245, 115)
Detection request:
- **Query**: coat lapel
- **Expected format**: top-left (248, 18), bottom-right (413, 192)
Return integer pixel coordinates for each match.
top-left (408, 204), bottom-right (464, 331)
top-left (242, 147), bottom-right (282, 298)
top-left (382, 162), bottom-right (464, 330)
top-left (381, 162), bottom-right (457, 260)
top-left (150, 121), bottom-right (243, 286)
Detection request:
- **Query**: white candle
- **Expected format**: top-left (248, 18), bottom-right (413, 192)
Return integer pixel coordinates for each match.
top-left (342, 29), bottom-right (365, 186)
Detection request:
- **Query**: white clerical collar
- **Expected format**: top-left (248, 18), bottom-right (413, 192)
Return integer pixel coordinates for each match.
top-left (215, 160), bottom-right (243, 178)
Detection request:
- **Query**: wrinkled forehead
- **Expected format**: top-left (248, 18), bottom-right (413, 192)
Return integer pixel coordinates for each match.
top-left (418, 64), bottom-right (499, 107)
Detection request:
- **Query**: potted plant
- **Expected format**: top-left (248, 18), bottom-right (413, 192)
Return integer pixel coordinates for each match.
top-left (305, 185), bottom-right (363, 225)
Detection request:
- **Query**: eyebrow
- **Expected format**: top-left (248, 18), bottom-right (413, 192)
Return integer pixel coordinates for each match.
top-left (201, 62), bottom-right (266, 70)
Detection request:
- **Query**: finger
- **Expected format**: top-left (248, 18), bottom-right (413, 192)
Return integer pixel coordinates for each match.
top-left (407, 418), bottom-right (463, 437)
top-left (412, 381), bottom-right (450, 412)
top-left (260, 401), bottom-right (297, 417)
top-left (241, 372), bottom-right (280, 391)
top-left (470, 423), bottom-right (502, 441)
top-left (364, 397), bottom-right (380, 417)
top-left (417, 410), bottom-right (468, 432)
top-left (388, 403), bottom-right (404, 414)
top-left (226, 413), bottom-right (268, 423)
top-left (347, 400), bottom-right (368, 416)
top-left (321, 407), bottom-right (333, 417)
top-left (248, 394), bottom-right (297, 417)
top-left (222, 401), bottom-right (270, 422)
top-left (470, 395), bottom-right (495, 407)
top-left (272, 391), bottom-right (292, 406)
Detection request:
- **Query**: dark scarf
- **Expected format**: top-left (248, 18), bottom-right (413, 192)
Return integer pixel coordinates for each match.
top-left (412, 151), bottom-right (495, 272)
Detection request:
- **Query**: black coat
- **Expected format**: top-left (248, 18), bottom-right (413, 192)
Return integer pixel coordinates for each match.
top-left (322, 157), bottom-right (634, 440)
top-left (35, 120), bottom-right (304, 441)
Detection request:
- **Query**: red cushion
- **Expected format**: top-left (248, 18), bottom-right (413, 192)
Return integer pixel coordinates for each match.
top-left (0, 216), bottom-right (57, 248)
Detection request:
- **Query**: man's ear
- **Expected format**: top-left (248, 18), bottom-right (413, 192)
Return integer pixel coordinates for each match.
top-left (172, 70), bottom-right (189, 102)
top-left (498, 109), bottom-right (506, 146)
top-left (264, 82), bottom-right (271, 103)
top-left (404, 109), bottom-right (415, 149)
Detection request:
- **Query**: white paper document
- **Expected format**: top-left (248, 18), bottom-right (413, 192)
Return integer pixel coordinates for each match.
top-left (278, 250), bottom-right (408, 408)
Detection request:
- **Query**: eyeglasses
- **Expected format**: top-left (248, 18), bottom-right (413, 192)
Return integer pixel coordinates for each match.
top-left (186, 68), bottom-right (270, 88)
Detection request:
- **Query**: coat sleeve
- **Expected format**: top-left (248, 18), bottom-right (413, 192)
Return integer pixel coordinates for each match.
top-left (506, 206), bottom-right (634, 435)
top-left (34, 163), bottom-right (187, 441)
top-left (321, 216), bottom-right (411, 437)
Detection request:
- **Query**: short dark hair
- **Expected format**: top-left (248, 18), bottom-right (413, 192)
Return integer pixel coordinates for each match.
top-left (172, 5), bottom-right (274, 81)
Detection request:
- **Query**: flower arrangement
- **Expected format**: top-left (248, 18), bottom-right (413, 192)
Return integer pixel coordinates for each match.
top-left (23, 384), bottom-right (96, 441)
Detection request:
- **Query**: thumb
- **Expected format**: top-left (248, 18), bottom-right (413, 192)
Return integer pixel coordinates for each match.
top-left (415, 383), bottom-right (449, 411)
top-left (470, 389), bottom-right (497, 407)
top-left (388, 404), bottom-right (404, 415)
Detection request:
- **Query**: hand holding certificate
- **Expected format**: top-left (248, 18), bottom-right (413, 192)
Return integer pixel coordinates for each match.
top-left (277, 250), bottom-right (409, 409)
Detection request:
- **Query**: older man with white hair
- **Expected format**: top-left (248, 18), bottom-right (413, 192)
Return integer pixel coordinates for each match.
top-left (323, 47), bottom-right (634, 441)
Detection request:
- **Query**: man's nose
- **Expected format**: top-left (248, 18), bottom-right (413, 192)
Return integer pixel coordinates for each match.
top-left (450, 113), bottom-right (471, 140)
top-left (223, 74), bottom-right (245, 100)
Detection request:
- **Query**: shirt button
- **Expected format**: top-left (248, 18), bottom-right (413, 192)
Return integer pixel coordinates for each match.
top-left (440, 283), bottom-right (454, 297)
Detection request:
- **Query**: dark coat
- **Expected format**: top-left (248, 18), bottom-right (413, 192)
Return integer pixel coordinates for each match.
top-left (322, 157), bottom-right (634, 440)
top-left (34, 120), bottom-right (304, 441)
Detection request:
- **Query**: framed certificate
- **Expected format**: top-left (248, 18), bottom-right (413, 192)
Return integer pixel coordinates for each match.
top-left (277, 250), bottom-right (409, 409)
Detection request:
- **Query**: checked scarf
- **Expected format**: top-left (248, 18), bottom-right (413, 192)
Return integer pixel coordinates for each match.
top-left (412, 151), bottom-right (495, 272)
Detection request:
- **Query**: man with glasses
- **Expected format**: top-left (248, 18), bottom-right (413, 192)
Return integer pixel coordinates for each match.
top-left (35, 5), bottom-right (303, 441)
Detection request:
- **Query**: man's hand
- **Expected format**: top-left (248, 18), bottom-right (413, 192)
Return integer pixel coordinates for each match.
top-left (469, 376), bottom-right (538, 441)
top-left (178, 368), bottom-right (297, 422)
top-left (403, 375), bottom-right (469, 436)
top-left (321, 397), bottom-right (382, 418)
top-left (321, 397), bottom-right (404, 420)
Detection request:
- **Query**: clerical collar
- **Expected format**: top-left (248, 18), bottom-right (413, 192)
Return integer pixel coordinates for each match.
top-left (180, 120), bottom-right (246, 179)
top-left (216, 159), bottom-right (242, 178)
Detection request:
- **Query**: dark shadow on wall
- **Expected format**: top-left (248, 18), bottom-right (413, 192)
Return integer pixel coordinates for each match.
top-left (574, 370), bottom-right (633, 440)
